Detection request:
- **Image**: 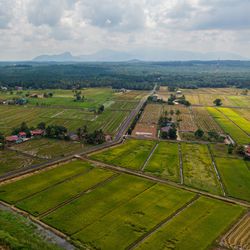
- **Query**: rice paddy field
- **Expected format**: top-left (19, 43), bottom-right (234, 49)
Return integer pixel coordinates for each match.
top-left (181, 143), bottom-right (222, 195)
top-left (0, 159), bottom-right (246, 250)
top-left (90, 139), bottom-right (156, 170)
top-left (207, 107), bottom-right (250, 144)
top-left (143, 142), bottom-right (180, 182)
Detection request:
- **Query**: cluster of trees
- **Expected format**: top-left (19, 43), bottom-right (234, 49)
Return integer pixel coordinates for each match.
top-left (167, 94), bottom-right (190, 106)
top-left (0, 132), bottom-right (5, 149)
top-left (73, 90), bottom-right (85, 101)
top-left (158, 116), bottom-right (177, 140)
top-left (213, 99), bottom-right (222, 106)
top-left (76, 125), bottom-right (105, 145)
top-left (193, 128), bottom-right (224, 142)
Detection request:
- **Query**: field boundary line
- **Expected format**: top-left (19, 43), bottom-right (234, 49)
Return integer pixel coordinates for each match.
top-left (141, 143), bottom-right (159, 171)
top-left (216, 108), bottom-right (250, 137)
top-left (38, 173), bottom-right (120, 219)
top-left (6, 147), bottom-right (47, 160)
top-left (126, 194), bottom-right (200, 250)
top-left (71, 183), bottom-right (157, 237)
top-left (82, 157), bottom-right (250, 208)
top-left (0, 200), bottom-right (75, 249)
top-left (178, 143), bottom-right (184, 184)
top-left (14, 167), bottom-right (93, 204)
top-left (207, 145), bottom-right (226, 197)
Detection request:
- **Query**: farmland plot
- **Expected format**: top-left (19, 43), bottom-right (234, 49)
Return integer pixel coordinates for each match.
top-left (214, 157), bottom-right (250, 202)
top-left (192, 107), bottom-right (223, 133)
top-left (72, 184), bottom-right (195, 250)
top-left (181, 143), bottom-right (222, 195)
top-left (207, 107), bottom-right (250, 144)
top-left (218, 108), bottom-right (250, 135)
top-left (11, 138), bottom-right (85, 159)
top-left (0, 160), bottom-right (91, 203)
top-left (144, 142), bottom-right (180, 182)
top-left (135, 197), bottom-right (245, 250)
top-left (90, 139), bottom-right (156, 170)
top-left (233, 108), bottom-right (250, 122)
top-left (139, 104), bottom-right (162, 124)
top-left (0, 150), bottom-right (45, 176)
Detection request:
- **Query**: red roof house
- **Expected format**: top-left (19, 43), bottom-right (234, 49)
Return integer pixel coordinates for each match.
top-left (19, 132), bottom-right (27, 137)
top-left (31, 129), bottom-right (44, 136)
top-left (6, 135), bottom-right (20, 143)
top-left (245, 146), bottom-right (250, 158)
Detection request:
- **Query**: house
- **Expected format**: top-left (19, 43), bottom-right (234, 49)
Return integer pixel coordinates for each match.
top-left (245, 145), bottom-right (250, 158)
top-left (6, 135), bottom-right (22, 144)
top-left (176, 90), bottom-right (182, 95)
top-left (18, 132), bottom-right (27, 138)
top-left (68, 132), bottom-right (78, 141)
top-left (105, 135), bottom-right (112, 142)
top-left (151, 95), bottom-right (159, 102)
top-left (16, 98), bottom-right (27, 105)
top-left (15, 86), bottom-right (23, 91)
top-left (161, 126), bottom-right (172, 133)
top-left (31, 129), bottom-right (45, 137)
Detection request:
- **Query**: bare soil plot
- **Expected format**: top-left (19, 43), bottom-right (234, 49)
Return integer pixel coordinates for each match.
top-left (132, 123), bottom-right (158, 138)
top-left (181, 143), bottom-right (222, 195)
top-left (144, 142), bottom-right (180, 182)
top-left (192, 107), bottom-right (224, 133)
top-left (90, 139), bottom-right (156, 170)
top-left (135, 197), bottom-right (245, 250)
top-left (220, 212), bottom-right (250, 250)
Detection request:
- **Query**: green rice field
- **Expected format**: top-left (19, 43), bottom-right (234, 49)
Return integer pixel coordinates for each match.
top-left (144, 142), bottom-right (180, 182)
top-left (90, 139), bottom-right (156, 170)
top-left (181, 143), bottom-right (222, 195)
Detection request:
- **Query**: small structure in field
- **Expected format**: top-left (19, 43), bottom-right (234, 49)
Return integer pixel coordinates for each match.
top-left (6, 135), bottom-right (22, 144)
top-left (18, 132), bottom-right (27, 138)
top-left (244, 145), bottom-right (250, 158)
top-left (160, 126), bottom-right (171, 133)
top-left (105, 135), bottom-right (112, 142)
top-left (176, 90), bottom-right (182, 95)
top-left (31, 129), bottom-right (45, 137)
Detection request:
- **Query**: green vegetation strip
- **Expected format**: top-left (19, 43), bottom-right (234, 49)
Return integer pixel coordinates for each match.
top-left (72, 184), bottom-right (195, 250)
top-left (135, 197), bottom-right (245, 250)
top-left (181, 143), bottom-right (222, 195)
top-left (0, 209), bottom-right (62, 250)
top-left (90, 139), bottom-right (156, 170)
top-left (0, 160), bottom-right (92, 204)
top-left (42, 175), bottom-right (155, 235)
top-left (15, 168), bottom-right (115, 216)
top-left (143, 142), bottom-right (180, 182)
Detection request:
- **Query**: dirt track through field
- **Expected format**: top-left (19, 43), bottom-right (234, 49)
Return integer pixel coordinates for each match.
top-left (38, 173), bottom-right (119, 219)
top-left (126, 194), bottom-right (200, 250)
top-left (141, 143), bottom-right (159, 171)
top-left (207, 145), bottom-right (226, 196)
top-left (178, 143), bottom-right (184, 184)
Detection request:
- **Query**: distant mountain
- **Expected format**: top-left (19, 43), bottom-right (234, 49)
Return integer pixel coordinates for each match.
top-left (33, 49), bottom-right (247, 62)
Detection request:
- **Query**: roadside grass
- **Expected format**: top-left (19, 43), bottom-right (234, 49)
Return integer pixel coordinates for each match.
top-left (214, 157), bottom-right (250, 202)
top-left (0, 160), bottom-right (92, 204)
top-left (72, 184), bottom-right (195, 250)
top-left (207, 107), bottom-right (250, 145)
top-left (0, 150), bottom-right (45, 176)
top-left (11, 138), bottom-right (86, 159)
top-left (0, 209), bottom-right (62, 250)
top-left (16, 167), bottom-right (115, 216)
top-left (90, 139), bottom-right (156, 170)
top-left (42, 174), bottom-right (155, 235)
top-left (144, 142), bottom-right (180, 182)
top-left (181, 143), bottom-right (222, 195)
top-left (135, 197), bottom-right (245, 250)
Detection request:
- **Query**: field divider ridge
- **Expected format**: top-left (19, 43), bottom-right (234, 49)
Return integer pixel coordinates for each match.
top-left (207, 144), bottom-right (226, 197)
top-left (141, 143), bottom-right (159, 171)
top-left (126, 194), bottom-right (200, 250)
top-left (38, 173), bottom-right (120, 219)
top-left (14, 167), bottom-right (94, 204)
top-left (178, 143), bottom-right (184, 184)
top-left (6, 147), bottom-right (48, 160)
top-left (81, 157), bottom-right (250, 208)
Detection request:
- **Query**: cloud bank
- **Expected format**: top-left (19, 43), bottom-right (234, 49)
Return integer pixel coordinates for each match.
top-left (0, 0), bottom-right (249, 60)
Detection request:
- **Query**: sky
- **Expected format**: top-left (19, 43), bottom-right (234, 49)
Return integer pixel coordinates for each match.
top-left (0, 0), bottom-right (250, 60)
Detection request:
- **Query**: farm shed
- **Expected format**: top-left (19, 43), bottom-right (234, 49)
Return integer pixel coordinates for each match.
top-left (6, 135), bottom-right (22, 144)
top-left (31, 129), bottom-right (45, 137)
